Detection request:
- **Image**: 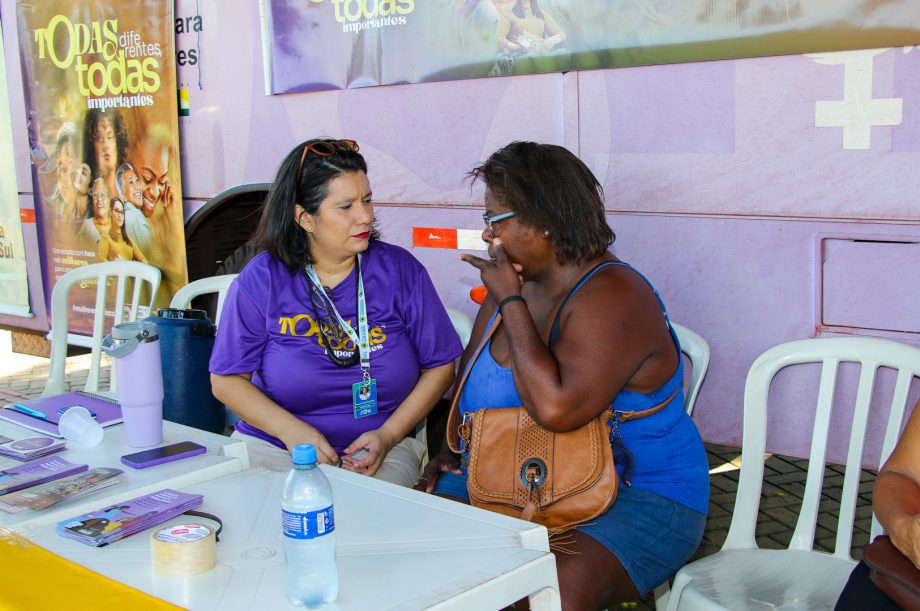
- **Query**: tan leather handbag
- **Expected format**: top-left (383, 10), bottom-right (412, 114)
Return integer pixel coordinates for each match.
top-left (452, 395), bottom-right (617, 529)
top-left (447, 314), bottom-right (677, 530)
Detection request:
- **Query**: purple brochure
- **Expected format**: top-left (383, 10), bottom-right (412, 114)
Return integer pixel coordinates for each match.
top-left (0, 456), bottom-right (89, 495)
top-left (57, 488), bottom-right (204, 547)
top-left (0, 434), bottom-right (67, 461)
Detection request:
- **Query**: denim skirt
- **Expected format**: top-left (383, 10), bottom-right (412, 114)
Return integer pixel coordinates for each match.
top-left (433, 473), bottom-right (705, 595)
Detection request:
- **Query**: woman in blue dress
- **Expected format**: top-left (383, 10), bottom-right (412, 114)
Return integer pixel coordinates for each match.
top-left (420, 141), bottom-right (710, 609)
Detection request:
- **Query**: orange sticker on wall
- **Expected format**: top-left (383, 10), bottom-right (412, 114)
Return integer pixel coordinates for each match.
top-left (413, 227), bottom-right (458, 249)
top-left (20, 209), bottom-right (35, 223)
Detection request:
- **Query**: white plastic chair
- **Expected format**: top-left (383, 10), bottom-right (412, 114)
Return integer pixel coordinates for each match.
top-left (653, 321), bottom-right (711, 610)
top-left (666, 336), bottom-right (920, 611)
top-left (671, 322), bottom-right (711, 417)
top-left (169, 274), bottom-right (239, 327)
top-left (44, 261), bottom-right (161, 397)
top-left (445, 306), bottom-right (473, 349)
top-left (416, 306), bottom-right (475, 469)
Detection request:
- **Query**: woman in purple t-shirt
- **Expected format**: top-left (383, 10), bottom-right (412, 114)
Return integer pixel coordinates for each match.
top-left (210, 139), bottom-right (462, 486)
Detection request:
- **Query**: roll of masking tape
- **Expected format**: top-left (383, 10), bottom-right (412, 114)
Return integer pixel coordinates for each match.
top-left (150, 523), bottom-right (217, 576)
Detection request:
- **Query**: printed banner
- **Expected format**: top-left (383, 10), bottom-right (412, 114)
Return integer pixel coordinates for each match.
top-left (17, 0), bottom-right (187, 335)
top-left (264, 0), bottom-right (920, 93)
top-left (0, 20), bottom-right (31, 317)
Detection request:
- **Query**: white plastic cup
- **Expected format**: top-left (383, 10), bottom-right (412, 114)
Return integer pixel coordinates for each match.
top-left (58, 406), bottom-right (104, 446)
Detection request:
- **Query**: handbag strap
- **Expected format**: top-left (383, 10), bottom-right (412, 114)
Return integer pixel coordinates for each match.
top-left (446, 314), bottom-right (502, 453)
top-left (613, 387), bottom-right (678, 422)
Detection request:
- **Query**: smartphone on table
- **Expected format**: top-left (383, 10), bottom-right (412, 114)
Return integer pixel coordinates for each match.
top-left (120, 441), bottom-right (207, 469)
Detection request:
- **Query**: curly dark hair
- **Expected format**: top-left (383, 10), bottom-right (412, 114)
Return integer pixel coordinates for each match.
top-left (82, 108), bottom-right (128, 181)
top-left (469, 141), bottom-right (614, 265)
top-left (253, 139), bottom-right (377, 272)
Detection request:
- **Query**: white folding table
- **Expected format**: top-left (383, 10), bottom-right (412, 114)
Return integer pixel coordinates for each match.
top-left (0, 419), bottom-right (248, 532)
top-left (23, 466), bottom-right (562, 610)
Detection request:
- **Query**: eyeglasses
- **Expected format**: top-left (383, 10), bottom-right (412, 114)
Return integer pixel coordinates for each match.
top-left (483, 211), bottom-right (515, 237)
top-left (296, 139), bottom-right (360, 183)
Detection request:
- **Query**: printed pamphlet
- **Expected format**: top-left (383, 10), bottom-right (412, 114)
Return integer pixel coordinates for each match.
top-left (0, 456), bottom-right (88, 496)
top-left (57, 488), bottom-right (203, 547)
top-left (0, 467), bottom-right (123, 512)
top-left (0, 433), bottom-right (67, 461)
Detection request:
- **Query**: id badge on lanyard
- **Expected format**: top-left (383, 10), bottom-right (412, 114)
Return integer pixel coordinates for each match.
top-left (306, 255), bottom-right (377, 419)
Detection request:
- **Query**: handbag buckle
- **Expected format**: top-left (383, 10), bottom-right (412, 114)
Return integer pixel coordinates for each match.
top-left (459, 412), bottom-right (473, 449)
top-left (520, 458), bottom-right (547, 489)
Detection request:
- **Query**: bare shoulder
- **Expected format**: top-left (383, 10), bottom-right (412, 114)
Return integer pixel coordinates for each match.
top-left (566, 261), bottom-right (663, 321)
top-left (552, 262), bottom-right (672, 359)
top-left (552, 262), bottom-right (677, 391)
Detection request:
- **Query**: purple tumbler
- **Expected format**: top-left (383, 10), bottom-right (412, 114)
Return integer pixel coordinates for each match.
top-left (102, 321), bottom-right (164, 447)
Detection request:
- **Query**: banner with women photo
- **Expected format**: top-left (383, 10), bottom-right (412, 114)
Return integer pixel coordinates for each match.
top-left (0, 20), bottom-right (31, 318)
top-left (263, 0), bottom-right (920, 93)
top-left (17, 0), bottom-right (186, 335)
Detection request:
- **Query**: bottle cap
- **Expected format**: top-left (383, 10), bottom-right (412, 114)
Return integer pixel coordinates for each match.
top-left (111, 320), bottom-right (159, 342)
top-left (155, 308), bottom-right (208, 320)
top-left (292, 444), bottom-right (317, 465)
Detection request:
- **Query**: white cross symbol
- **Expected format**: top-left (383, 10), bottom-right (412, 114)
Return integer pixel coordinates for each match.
top-left (811, 49), bottom-right (902, 150)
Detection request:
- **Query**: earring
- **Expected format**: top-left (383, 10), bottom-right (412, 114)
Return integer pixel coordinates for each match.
top-left (543, 230), bottom-right (550, 237)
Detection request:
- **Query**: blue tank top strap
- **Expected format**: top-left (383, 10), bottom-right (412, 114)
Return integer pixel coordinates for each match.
top-left (549, 261), bottom-right (682, 353)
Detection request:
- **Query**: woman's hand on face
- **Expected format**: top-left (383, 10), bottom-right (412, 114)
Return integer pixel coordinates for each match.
top-left (341, 429), bottom-right (396, 477)
top-left (890, 513), bottom-right (920, 569)
top-left (414, 447), bottom-right (462, 493)
top-left (161, 180), bottom-right (175, 210)
top-left (280, 423), bottom-right (339, 466)
top-left (459, 238), bottom-right (523, 304)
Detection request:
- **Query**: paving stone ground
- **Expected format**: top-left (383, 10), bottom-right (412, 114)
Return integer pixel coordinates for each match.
top-left (0, 332), bottom-right (873, 611)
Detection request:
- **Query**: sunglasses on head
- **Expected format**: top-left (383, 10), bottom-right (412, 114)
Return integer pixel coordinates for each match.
top-left (296, 139), bottom-right (359, 183)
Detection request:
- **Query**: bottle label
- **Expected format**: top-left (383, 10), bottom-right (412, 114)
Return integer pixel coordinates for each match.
top-left (282, 505), bottom-right (335, 540)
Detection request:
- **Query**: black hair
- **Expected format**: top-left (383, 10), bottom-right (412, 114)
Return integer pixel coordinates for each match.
top-left (109, 197), bottom-right (133, 246)
top-left (513, 0), bottom-right (543, 19)
top-left (469, 141), bottom-right (614, 265)
top-left (253, 139), bottom-right (375, 272)
top-left (82, 108), bottom-right (128, 181)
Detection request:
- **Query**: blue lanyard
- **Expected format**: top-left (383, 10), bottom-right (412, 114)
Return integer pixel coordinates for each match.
top-left (305, 255), bottom-right (371, 383)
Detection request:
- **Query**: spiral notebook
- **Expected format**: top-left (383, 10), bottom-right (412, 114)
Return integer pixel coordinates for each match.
top-left (0, 392), bottom-right (123, 438)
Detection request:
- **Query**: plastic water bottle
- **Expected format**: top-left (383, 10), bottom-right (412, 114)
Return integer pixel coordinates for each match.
top-left (282, 444), bottom-right (338, 607)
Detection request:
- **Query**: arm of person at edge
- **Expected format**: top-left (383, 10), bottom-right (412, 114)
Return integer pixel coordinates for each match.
top-left (340, 363), bottom-right (455, 477)
top-left (210, 372), bottom-right (340, 465)
top-left (459, 237), bottom-right (677, 433)
top-left (417, 298), bottom-right (500, 493)
top-left (873, 400), bottom-right (920, 569)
